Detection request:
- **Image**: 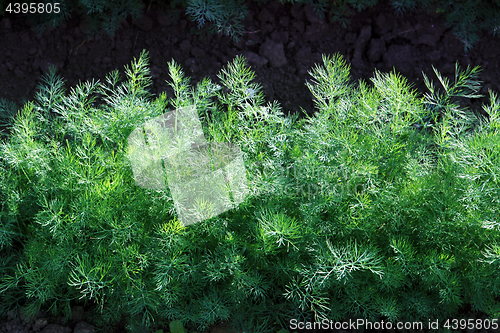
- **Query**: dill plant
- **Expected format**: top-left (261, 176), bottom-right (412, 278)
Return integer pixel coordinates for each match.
top-left (186, 0), bottom-right (248, 41)
top-left (0, 50), bottom-right (500, 333)
top-left (186, 0), bottom-right (500, 48)
top-left (4, 0), bottom-right (498, 49)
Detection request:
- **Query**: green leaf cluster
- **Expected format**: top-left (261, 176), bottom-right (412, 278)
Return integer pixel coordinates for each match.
top-left (1, 50), bottom-right (500, 332)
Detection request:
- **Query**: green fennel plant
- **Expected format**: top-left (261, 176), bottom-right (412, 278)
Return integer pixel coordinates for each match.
top-left (1, 50), bottom-right (500, 332)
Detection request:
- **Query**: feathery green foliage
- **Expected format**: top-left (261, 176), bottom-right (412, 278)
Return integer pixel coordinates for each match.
top-left (2, 0), bottom-right (498, 49)
top-left (186, 0), bottom-right (247, 41)
top-left (1, 50), bottom-right (500, 332)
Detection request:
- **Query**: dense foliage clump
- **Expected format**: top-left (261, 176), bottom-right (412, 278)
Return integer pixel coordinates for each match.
top-left (0, 50), bottom-right (500, 332)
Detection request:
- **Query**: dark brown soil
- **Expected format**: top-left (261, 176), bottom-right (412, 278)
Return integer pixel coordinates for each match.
top-left (1, 1), bottom-right (500, 332)
top-left (2, 1), bottom-right (500, 116)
